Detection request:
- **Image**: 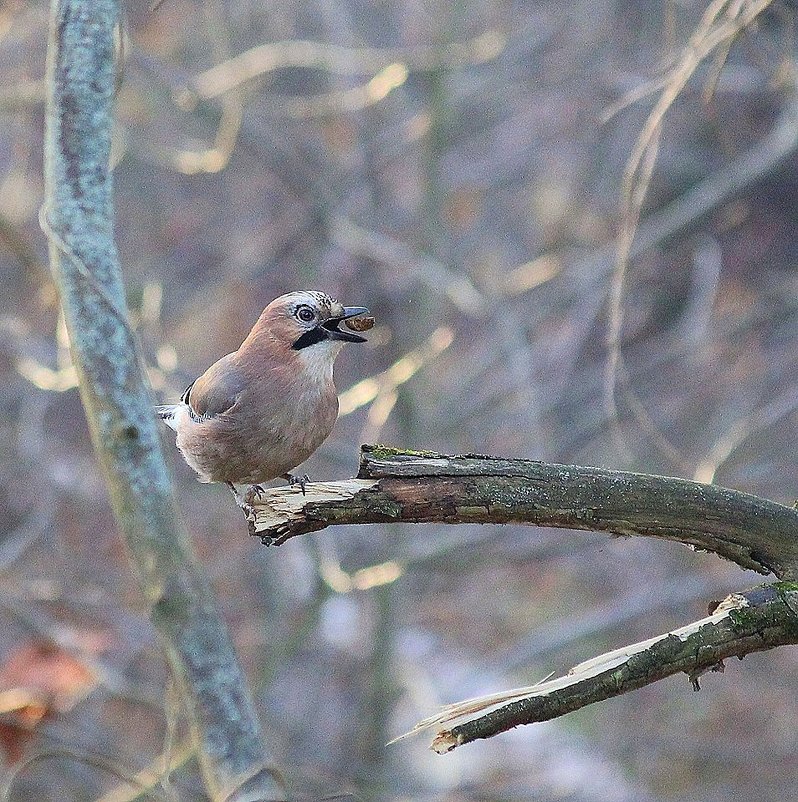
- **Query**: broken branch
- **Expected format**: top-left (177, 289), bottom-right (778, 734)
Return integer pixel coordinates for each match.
top-left (250, 446), bottom-right (798, 580)
top-left (398, 583), bottom-right (798, 752)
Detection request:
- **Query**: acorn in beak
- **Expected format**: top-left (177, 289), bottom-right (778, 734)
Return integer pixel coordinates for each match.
top-left (322, 306), bottom-right (370, 343)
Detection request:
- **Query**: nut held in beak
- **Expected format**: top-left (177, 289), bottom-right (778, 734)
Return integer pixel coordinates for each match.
top-left (344, 315), bottom-right (375, 332)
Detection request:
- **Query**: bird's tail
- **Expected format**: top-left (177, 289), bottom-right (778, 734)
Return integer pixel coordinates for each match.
top-left (155, 404), bottom-right (179, 431)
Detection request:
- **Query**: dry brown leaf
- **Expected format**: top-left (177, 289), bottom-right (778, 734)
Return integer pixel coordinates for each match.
top-left (0, 640), bottom-right (99, 762)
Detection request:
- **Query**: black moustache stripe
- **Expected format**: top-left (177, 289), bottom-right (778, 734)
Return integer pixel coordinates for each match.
top-left (292, 327), bottom-right (329, 350)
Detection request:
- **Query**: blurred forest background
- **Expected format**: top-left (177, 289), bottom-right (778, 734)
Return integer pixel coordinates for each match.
top-left (1, 0), bottom-right (798, 799)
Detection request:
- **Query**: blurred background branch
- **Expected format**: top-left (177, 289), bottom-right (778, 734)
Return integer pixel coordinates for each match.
top-left (183, 29), bottom-right (506, 102)
top-left (606, 0), bottom-right (779, 463)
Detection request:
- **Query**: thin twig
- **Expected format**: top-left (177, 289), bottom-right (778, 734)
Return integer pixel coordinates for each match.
top-left (606, 0), bottom-right (776, 464)
top-left (184, 30), bottom-right (507, 102)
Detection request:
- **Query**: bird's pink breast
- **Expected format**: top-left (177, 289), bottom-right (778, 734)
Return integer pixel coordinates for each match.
top-left (175, 379), bottom-right (339, 486)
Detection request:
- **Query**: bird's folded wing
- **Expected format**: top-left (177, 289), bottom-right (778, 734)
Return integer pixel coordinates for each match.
top-left (183, 353), bottom-right (243, 420)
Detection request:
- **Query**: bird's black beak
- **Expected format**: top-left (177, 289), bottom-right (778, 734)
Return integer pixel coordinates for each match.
top-left (322, 306), bottom-right (370, 343)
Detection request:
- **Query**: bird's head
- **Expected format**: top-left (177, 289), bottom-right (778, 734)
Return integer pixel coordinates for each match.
top-left (249, 291), bottom-right (369, 354)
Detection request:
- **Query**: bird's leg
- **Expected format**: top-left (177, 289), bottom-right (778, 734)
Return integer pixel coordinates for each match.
top-left (282, 472), bottom-right (310, 495)
top-left (226, 481), bottom-right (257, 519)
top-left (226, 481), bottom-right (245, 505)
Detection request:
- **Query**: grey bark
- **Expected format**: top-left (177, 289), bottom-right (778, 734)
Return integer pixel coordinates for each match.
top-left (42, 2), bottom-right (281, 798)
top-left (251, 446), bottom-right (798, 581)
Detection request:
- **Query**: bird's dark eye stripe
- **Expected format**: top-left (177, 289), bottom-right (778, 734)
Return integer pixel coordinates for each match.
top-left (292, 327), bottom-right (329, 350)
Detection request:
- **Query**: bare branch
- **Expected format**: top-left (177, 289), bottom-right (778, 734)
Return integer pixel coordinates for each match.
top-left (0, 79), bottom-right (46, 111)
top-left (251, 448), bottom-right (798, 751)
top-left (605, 0), bottom-right (778, 464)
top-left (395, 583), bottom-right (798, 752)
top-left (184, 30), bottom-right (507, 102)
top-left (41, 2), bottom-right (280, 798)
top-left (250, 446), bottom-right (798, 580)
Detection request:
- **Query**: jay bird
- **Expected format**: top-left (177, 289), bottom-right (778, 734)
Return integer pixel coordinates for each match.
top-left (156, 290), bottom-right (369, 509)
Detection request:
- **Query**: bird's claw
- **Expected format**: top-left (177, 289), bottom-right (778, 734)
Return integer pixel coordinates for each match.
top-left (282, 473), bottom-right (310, 495)
top-left (244, 484), bottom-right (266, 506)
top-left (226, 482), bottom-right (260, 521)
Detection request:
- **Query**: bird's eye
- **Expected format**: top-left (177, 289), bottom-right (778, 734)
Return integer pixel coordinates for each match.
top-left (296, 306), bottom-right (315, 323)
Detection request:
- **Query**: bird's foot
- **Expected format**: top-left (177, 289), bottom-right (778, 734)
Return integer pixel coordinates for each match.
top-left (282, 472), bottom-right (310, 495)
top-left (237, 484), bottom-right (269, 522)
top-left (244, 484), bottom-right (267, 506)
top-left (226, 481), bottom-right (259, 521)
